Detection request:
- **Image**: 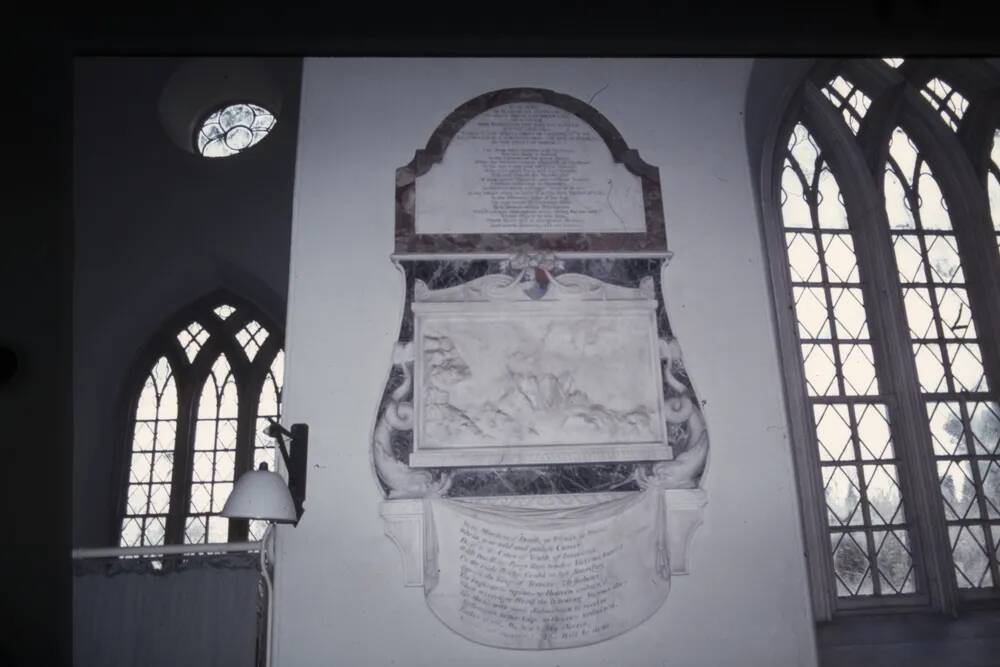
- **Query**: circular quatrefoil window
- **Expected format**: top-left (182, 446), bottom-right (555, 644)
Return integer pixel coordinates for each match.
top-left (196, 103), bottom-right (276, 158)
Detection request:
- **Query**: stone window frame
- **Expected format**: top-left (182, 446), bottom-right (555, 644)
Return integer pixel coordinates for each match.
top-left (113, 291), bottom-right (285, 547)
top-left (760, 58), bottom-right (1000, 620)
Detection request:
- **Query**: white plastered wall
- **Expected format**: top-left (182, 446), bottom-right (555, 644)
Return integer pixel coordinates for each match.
top-left (274, 57), bottom-right (818, 667)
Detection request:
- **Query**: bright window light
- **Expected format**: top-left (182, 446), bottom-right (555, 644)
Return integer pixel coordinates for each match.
top-left (196, 103), bottom-right (276, 158)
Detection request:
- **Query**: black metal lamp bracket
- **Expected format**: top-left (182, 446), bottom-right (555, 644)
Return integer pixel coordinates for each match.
top-left (264, 418), bottom-right (309, 524)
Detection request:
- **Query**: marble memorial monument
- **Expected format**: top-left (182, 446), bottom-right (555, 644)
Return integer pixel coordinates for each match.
top-left (372, 88), bottom-right (709, 649)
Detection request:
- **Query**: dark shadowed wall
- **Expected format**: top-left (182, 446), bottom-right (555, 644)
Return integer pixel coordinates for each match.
top-left (72, 57), bottom-right (302, 547)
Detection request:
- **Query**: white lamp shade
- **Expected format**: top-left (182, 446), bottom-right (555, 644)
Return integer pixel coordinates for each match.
top-left (221, 469), bottom-right (297, 523)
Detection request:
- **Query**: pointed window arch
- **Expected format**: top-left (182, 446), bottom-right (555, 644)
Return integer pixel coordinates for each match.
top-left (760, 58), bottom-right (1000, 620)
top-left (118, 294), bottom-right (285, 546)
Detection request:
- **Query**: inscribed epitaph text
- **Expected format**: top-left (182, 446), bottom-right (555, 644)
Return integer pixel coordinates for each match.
top-left (424, 491), bottom-right (670, 649)
top-left (416, 103), bottom-right (646, 235)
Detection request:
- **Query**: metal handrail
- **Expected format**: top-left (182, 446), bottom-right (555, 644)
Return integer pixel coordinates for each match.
top-left (72, 541), bottom-right (261, 559)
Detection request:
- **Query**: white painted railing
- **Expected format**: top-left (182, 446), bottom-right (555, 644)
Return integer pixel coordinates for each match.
top-left (72, 541), bottom-right (261, 559)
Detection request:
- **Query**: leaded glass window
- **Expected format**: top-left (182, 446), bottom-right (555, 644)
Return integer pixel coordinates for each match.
top-left (884, 127), bottom-right (999, 589)
top-left (764, 59), bottom-right (1000, 619)
top-left (118, 296), bottom-right (285, 547)
top-left (197, 103), bottom-right (277, 158)
top-left (781, 123), bottom-right (915, 598)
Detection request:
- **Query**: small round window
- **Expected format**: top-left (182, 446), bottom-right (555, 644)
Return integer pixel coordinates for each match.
top-left (196, 103), bottom-right (276, 158)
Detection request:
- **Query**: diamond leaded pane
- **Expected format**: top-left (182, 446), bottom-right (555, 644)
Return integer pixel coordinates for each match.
top-left (821, 233), bottom-right (859, 282)
top-left (947, 343), bottom-right (988, 393)
top-left (927, 402), bottom-right (966, 456)
top-left (938, 459), bottom-right (980, 521)
top-left (786, 233), bottom-right (821, 282)
top-left (185, 516), bottom-right (206, 544)
top-left (902, 288), bottom-right (935, 339)
top-left (935, 287), bottom-right (976, 339)
top-left (126, 484), bottom-right (149, 515)
top-left (143, 517), bottom-right (166, 546)
top-left (829, 288), bottom-right (868, 339)
top-left (129, 453), bottom-right (152, 484)
top-left (814, 404), bottom-right (853, 462)
top-left (802, 344), bottom-right (838, 396)
top-left (840, 343), bottom-right (878, 396)
top-left (913, 343), bottom-right (948, 393)
top-left (856, 404), bottom-right (894, 460)
top-left (832, 532), bottom-right (874, 596)
top-left (875, 530), bottom-right (916, 593)
top-left (951, 525), bottom-right (994, 588)
top-left (864, 464), bottom-right (904, 525)
top-left (891, 235), bottom-right (925, 283)
top-left (924, 236), bottom-right (963, 283)
top-left (825, 466), bottom-right (864, 526)
top-left (148, 484), bottom-right (171, 515)
top-left (793, 287), bottom-right (830, 339)
top-left (132, 421), bottom-right (154, 451)
top-left (120, 518), bottom-right (142, 548)
top-left (192, 451), bottom-right (212, 483)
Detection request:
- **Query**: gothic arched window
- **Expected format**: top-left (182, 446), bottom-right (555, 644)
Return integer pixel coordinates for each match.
top-left (762, 58), bottom-right (1000, 619)
top-left (118, 295), bottom-right (285, 547)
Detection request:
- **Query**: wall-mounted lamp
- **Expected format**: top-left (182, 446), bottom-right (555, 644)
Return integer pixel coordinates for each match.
top-left (220, 420), bottom-right (307, 667)
top-left (222, 420), bottom-right (309, 525)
